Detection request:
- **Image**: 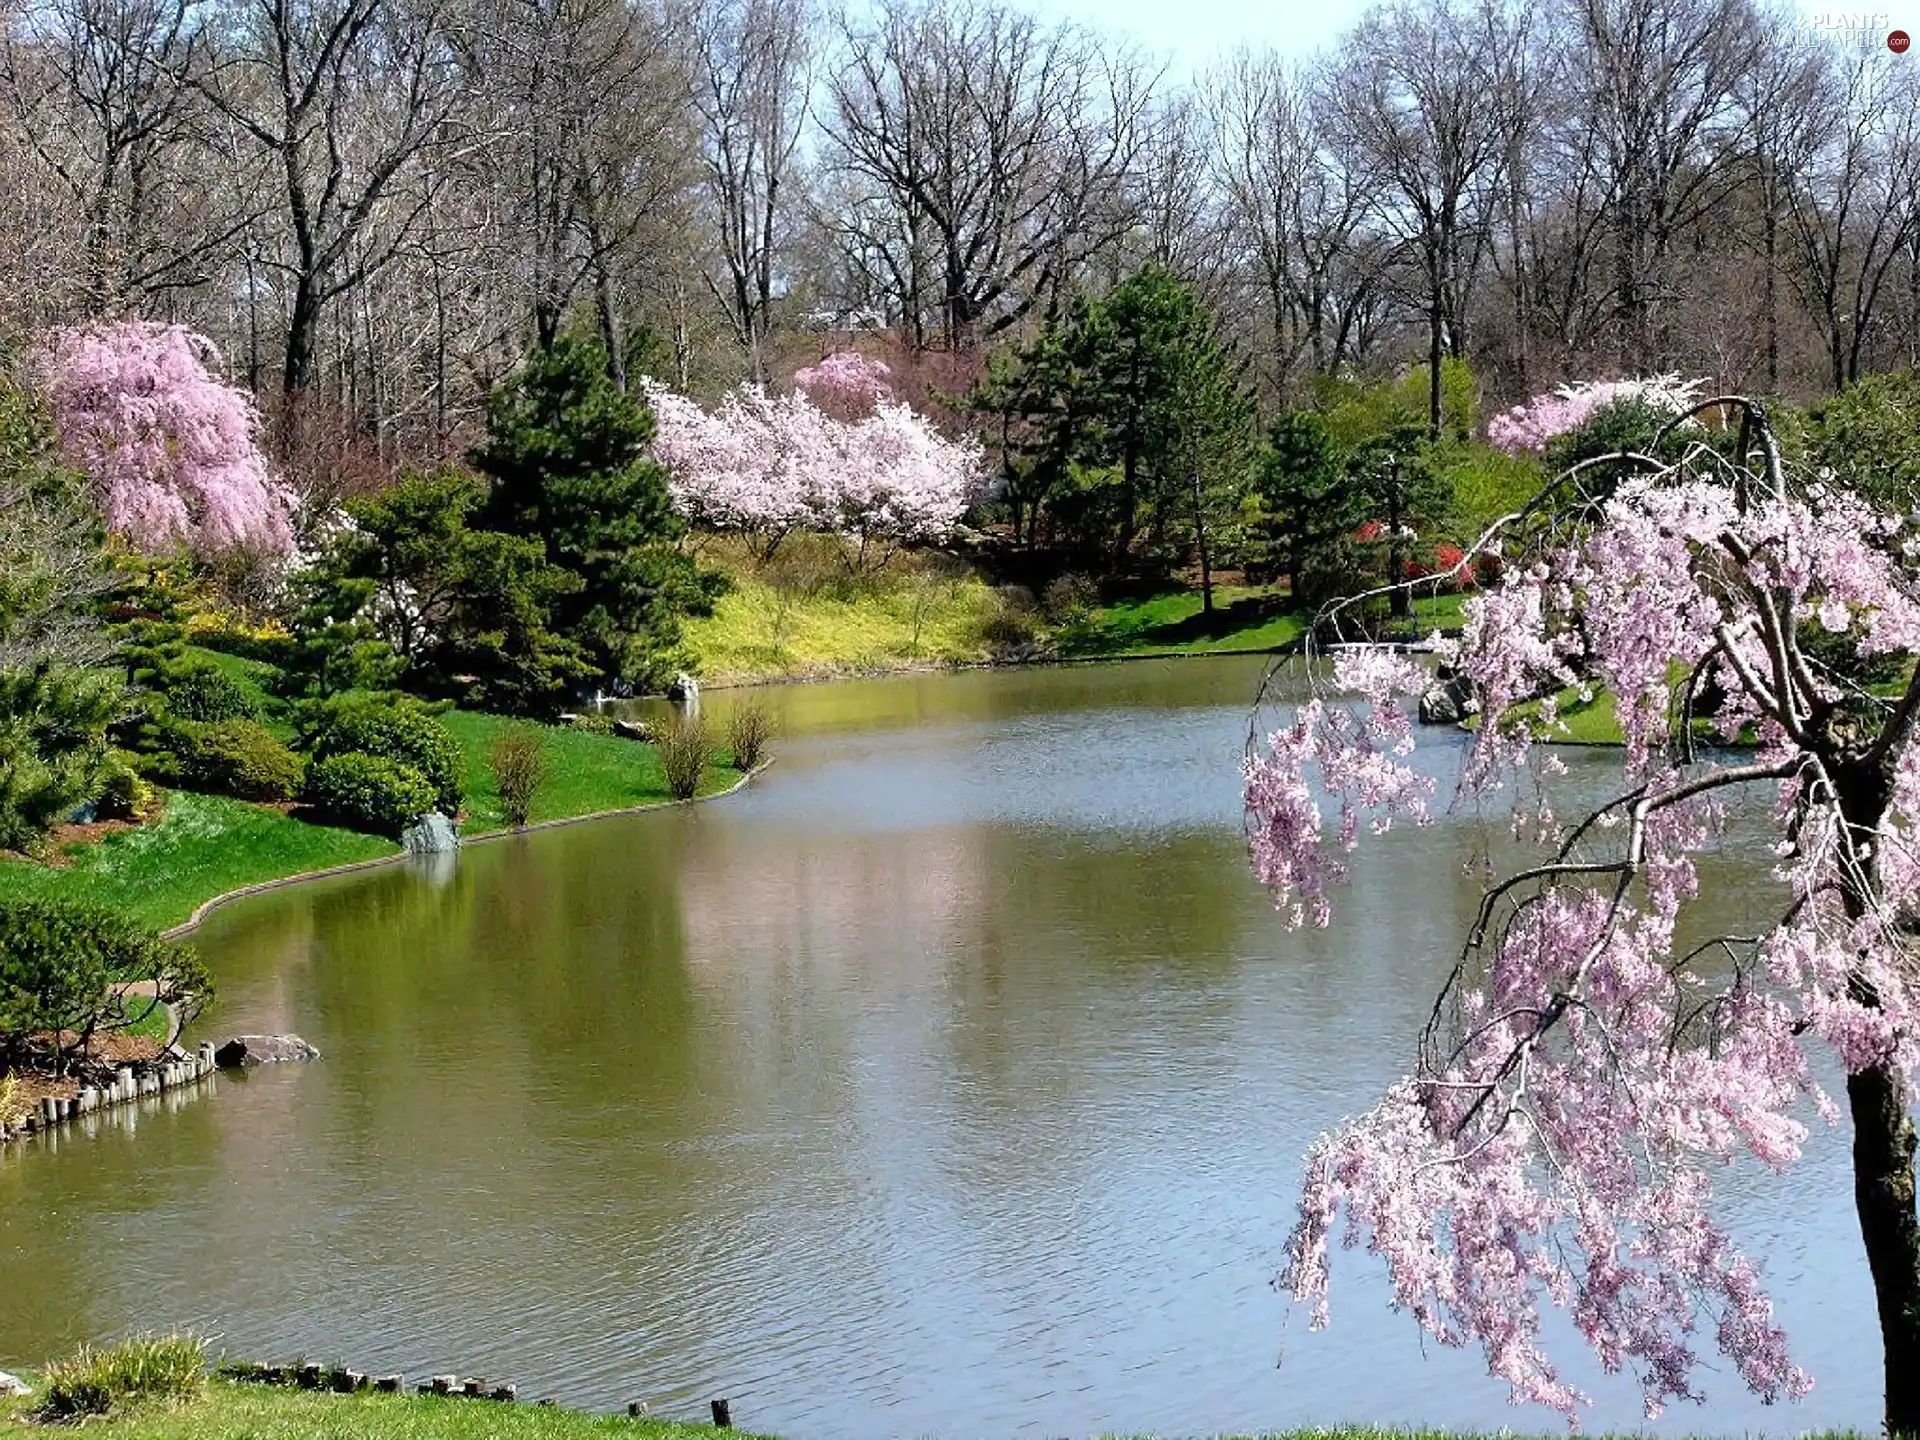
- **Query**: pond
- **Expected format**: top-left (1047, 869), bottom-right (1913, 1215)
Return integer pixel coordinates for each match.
top-left (0, 657), bottom-right (1880, 1437)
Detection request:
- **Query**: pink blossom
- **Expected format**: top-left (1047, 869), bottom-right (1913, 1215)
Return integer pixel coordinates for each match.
top-left (644, 376), bottom-right (984, 552)
top-left (1251, 403), bottom-right (1920, 1427)
top-left (792, 350), bottom-right (895, 420)
top-left (1487, 375), bottom-right (1707, 455)
top-left (36, 320), bottom-right (294, 556)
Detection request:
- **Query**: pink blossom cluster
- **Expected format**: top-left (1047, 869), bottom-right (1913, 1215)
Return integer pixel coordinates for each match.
top-left (1248, 440), bottom-right (1920, 1426)
top-left (644, 372), bottom-right (984, 550)
top-left (1486, 374), bottom-right (1707, 454)
top-left (792, 350), bottom-right (895, 420)
top-left (36, 320), bottom-right (295, 556)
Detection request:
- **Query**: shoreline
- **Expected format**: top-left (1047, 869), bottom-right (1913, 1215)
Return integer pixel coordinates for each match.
top-left (159, 762), bottom-right (769, 941)
top-left (687, 643), bottom-right (1285, 692)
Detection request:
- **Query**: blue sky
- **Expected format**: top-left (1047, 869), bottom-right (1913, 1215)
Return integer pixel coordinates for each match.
top-left (1015, 0), bottom-right (1905, 83)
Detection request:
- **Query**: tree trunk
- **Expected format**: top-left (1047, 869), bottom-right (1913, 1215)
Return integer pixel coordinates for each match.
top-left (1850, 1061), bottom-right (1920, 1435)
top-left (1189, 466), bottom-right (1213, 617)
top-left (283, 277), bottom-right (321, 398)
top-left (1386, 456), bottom-right (1409, 621)
top-left (1428, 296), bottom-right (1443, 440)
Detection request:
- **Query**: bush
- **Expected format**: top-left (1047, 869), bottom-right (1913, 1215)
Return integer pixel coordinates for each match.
top-left (306, 700), bottom-right (463, 815)
top-left (0, 899), bottom-right (208, 1071)
top-left (0, 662), bottom-right (122, 854)
top-left (981, 585), bottom-right (1041, 652)
top-left (1041, 573), bottom-right (1099, 626)
top-left (40, 1334), bottom-right (207, 1419)
top-left (657, 712), bottom-right (712, 800)
top-left (726, 700), bottom-right (775, 772)
top-left (93, 754), bottom-right (152, 820)
top-left (302, 752), bottom-right (438, 836)
top-left (569, 712), bottom-right (615, 735)
top-left (162, 663), bottom-right (258, 722)
top-left (168, 719), bottom-right (303, 801)
top-left (489, 726), bottom-right (548, 827)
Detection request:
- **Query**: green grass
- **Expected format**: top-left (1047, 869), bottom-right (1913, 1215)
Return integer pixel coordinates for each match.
top-left (443, 712), bottom-right (743, 834)
top-left (1063, 588), bottom-right (1467, 660)
top-left (0, 713), bottom-right (746, 932)
top-left (0, 791), bottom-right (393, 931)
top-left (683, 565), bottom-right (1004, 684)
top-left (0, 1376), bottom-right (759, 1439)
top-left (0, 1376), bottom-right (1872, 1440)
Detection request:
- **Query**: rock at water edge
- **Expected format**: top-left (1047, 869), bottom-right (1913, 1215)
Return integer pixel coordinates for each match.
top-left (402, 812), bottom-right (460, 854)
top-left (214, 1035), bottom-right (322, 1068)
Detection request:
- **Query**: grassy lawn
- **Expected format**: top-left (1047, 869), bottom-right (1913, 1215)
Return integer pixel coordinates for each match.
top-left (0, 791), bottom-right (393, 931)
top-left (6, 1376), bottom-right (1828, 1440)
top-left (682, 565), bottom-right (1003, 684)
top-left (0, 713), bottom-right (746, 932)
top-left (1063, 588), bottom-right (1467, 660)
top-left (443, 711), bottom-right (743, 835)
top-left (0, 1380), bottom-right (760, 1440)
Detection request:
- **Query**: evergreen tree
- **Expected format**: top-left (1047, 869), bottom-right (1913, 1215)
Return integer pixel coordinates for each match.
top-left (475, 338), bottom-right (724, 695)
top-left (986, 267), bottom-right (1254, 593)
top-left (1252, 411), bottom-right (1370, 608)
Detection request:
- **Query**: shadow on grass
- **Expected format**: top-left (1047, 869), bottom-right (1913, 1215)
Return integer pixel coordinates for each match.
top-left (1060, 591), bottom-right (1298, 656)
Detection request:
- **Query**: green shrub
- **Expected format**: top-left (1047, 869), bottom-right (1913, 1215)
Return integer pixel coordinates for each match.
top-left (0, 899), bottom-right (208, 1071)
top-left (169, 719), bottom-right (303, 801)
top-left (93, 753), bottom-right (152, 820)
top-left (726, 700), bottom-right (775, 772)
top-left (981, 586), bottom-right (1041, 653)
top-left (569, 712), bottom-right (615, 735)
top-left (40, 1334), bottom-right (207, 1418)
top-left (306, 701), bottom-right (463, 815)
top-left (489, 725), bottom-right (548, 827)
top-left (0, 661), bottom-right (122, 853)
top-left (162, 663), bottom-right (258, 722)
top-left (657, 713), bottom-right (712, 800)
top-left (302, 751), bottom-right (437, 836)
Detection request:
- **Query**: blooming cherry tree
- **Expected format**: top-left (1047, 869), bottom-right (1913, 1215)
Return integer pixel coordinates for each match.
top-left (645, 360), bottom-right (983, 567)
top-left (1248, 397), bottom-right (1920, 1433)
top-left (1488, 374), bottom-right (1707, 454)
top-left (792, 350), bottom-right (896, 420)
top-left (37, 321), bottom-right (294, 556)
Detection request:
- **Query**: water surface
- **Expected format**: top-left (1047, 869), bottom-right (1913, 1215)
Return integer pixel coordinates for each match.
top-left (0, 657), bottom-right (1877, 1437)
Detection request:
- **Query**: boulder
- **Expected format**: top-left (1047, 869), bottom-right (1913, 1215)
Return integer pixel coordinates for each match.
top-left (666, 672), bottom-right (700, 704)
top-left (1418, 671), bottom-right (1473, 727)
top-left (214, 1034), bottom-right (321, 1068)
top-left (402, 812), bottom-right (460, 854)
top-left (612, 719), bottom-right (653, 743)
top-left (0, 1370), bottom-right (30, 1397)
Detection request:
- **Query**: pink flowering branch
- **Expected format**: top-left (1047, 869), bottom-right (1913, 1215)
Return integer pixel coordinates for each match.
top-left (1249, 396), bottom-right (1920, 1432)
top-left (35, 320), bottom-right (295, 557)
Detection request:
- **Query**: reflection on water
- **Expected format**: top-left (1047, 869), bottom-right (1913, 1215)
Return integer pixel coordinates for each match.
top-left (0, 657), bottom-right (1880, 1437)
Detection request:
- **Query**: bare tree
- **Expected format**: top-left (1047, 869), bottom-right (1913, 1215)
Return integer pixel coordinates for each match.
top-left (689, 0), bottom-right (808, 379)
top-left (1557, 0), bottom-right (1762, 371)
top-left (1784, 42), bottom-right (1920, 392)
top-left (820, 0), bottom-right (1155, 350)
top-left (200, 0), bottom-right (469, 399)
top-left (1208, 49), bottom-right (1380, 402)
top-left (0, 0), bottom-right (258, 309)
top-left (1328, 0), bottom-right (1520, 435)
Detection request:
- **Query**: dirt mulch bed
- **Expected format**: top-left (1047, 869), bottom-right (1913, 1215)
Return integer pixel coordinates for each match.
top-left (5, 1034), bottom-right (167, 1107)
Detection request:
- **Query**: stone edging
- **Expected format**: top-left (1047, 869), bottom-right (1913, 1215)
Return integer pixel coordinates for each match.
top-left (159, 762), bottom-right (769, 941)
top-left (0, 1043), bottom-right (219, 1146)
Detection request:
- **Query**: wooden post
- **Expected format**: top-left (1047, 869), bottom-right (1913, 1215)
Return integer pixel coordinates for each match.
top-left (710, 1398), bottom-right (732, 1428)
top-left (297, 1364), bottom-right (321, 1389)
top-left (376, 1375), bottom-right (403, 1393)
top-left (462, 1378), bottom-right (486, 1398)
